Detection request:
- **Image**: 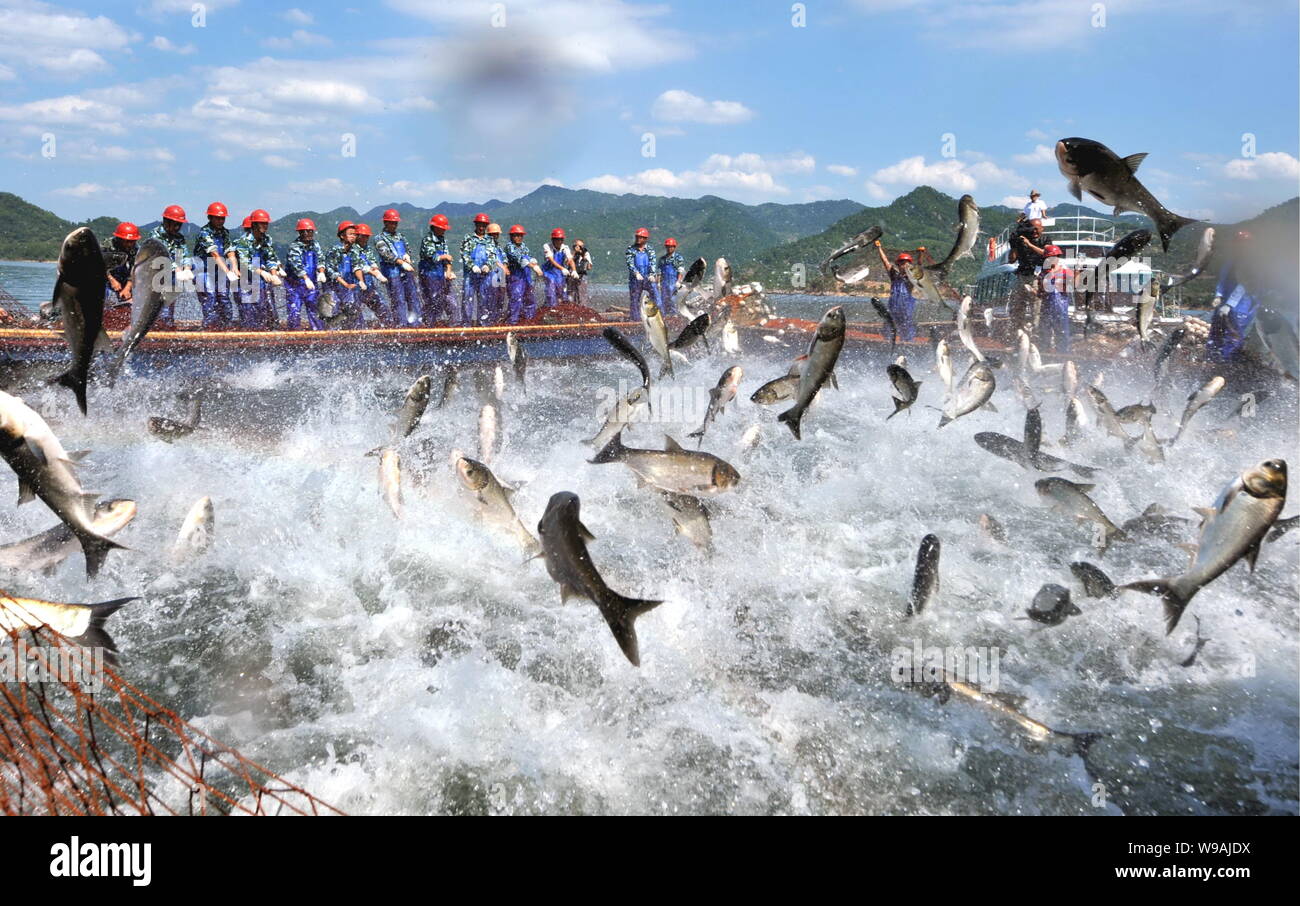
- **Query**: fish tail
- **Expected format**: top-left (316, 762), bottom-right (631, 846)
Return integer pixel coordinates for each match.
top-left (78, 531), bottom-right (128, 579)
top-left (589, 430), bottom-right (626, 464)
top-left (659, 360), bottom-right (673, 380)
top-left (1068, 730), bottom-right (1107, 759)
top-left (72, 597), bottom-right (137, 667)
top-left (604, 593), bottom-right (665, 666)
top-left (1121, 578), bottom-right (1194, 634)
top-left (1156, 211), bottom-right (1199, 253)
top-left (52, 369), bottom-right (88, 415)
top-left (886, 397), bottom-right (907, 421)
top-left (776, 405), bottom-right (803, 440)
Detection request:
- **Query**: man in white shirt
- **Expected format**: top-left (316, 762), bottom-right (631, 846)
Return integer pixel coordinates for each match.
top-left (1022, 190), bottom-right (1047, 221)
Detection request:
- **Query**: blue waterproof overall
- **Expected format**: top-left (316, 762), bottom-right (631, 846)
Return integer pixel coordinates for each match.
top-left (1039, 268), bottom-right (1072, 352)
top-left (462, 237), bottom-right (492, 326)
top-left (194, 234), bottom-right (235, 328)
top-left (356, 247), bottom-right (390, 326)
top-left (1207, 260), bottom-right (1258, 363)
top-left (506, 248), bottom-right (536, 324)
top-left (418, 237), bottom-right (452, 327)
top-left (887, 266), bottom-right (916, 342)
top-left (542, 244), bottom-right (570, 310)
top-left (239, 246), bottom-right (278, 330)
top-left (285, 244), bottom-right (324, 331)
top-left (483, 243), bottom-right (507, 324)
top-left (331, 248), bottom-right (365, 330)
top-left (628, 247), bottom-right (660, 321)
top-left (381, 233), bottom-right (421, 327)
top-left (659, 256), bottom-right (680, 316)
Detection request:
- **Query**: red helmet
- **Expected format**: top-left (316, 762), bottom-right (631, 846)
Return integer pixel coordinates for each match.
top-left (508, 224), bottom-right (525, 236)
top-left (664, 237), bottom-right (677, 247)
top-left (249, 209), bottom-right (271, 224)
top-left (430, 214), bottom-right (450, 230)
top-left (162, 204), bottom-right (186, 223)
top-left (1236, 230), bottom-right (1251, 240)
top-left (354, 223), bottom-right (372, 237)
top-left (113, 222), bottom-right (140, 241)
top-left (635, 227), bottom-right (650, 239)
top-left (206, 202), bottom-right (228, 218)
top-left (1043, 245), bottom-right (1064, 258)
top-left (241, 215), bottom-right (252, 230)
top-left (382, 209), bottom-right (401, 223)
top-left (896, 252), bottom-right (913, 263)
top-left (474, 212), bottom-right (491, 225)
top-left (551, 228), bottom-right (565, 240)
top-left (337, 220), bottom-right (354, 236)
top-left (296, 218), bottom-right (316, 232)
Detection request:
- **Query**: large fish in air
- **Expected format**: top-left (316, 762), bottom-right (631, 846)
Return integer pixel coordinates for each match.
top-left (1055, 137), bottom-right (1197, 251)
top-left (49, 227), bottom-right (108, 414)
top-left (924, 195), bottom-right (980, 282)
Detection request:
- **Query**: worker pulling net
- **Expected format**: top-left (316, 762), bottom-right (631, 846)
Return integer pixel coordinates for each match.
top-left (0, 615), bottom-right (343, 817)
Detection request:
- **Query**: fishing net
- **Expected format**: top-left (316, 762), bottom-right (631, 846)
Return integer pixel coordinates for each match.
top-left (0, 610), bottom-right (343, 817)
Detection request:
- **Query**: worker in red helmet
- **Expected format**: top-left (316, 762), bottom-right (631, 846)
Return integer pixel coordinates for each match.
top-left (873, 241), bottom-right (918, 342)
top-left (232, 208), bottom-right (283, 329)
top-left (657, 237), bottom-right (684, 315)
top-left (503, 225), bottom-right (543, 324)
top-left (284, 218), bottom-right (328, 330)
top-left (1037, 244), bottom-right (1074, 352)
top-left (101, 222), bottom-right (140, 309)
top-left (570, 239), bottom-right (593, 308)
top-left (458, 212), bottom-right (495, 325)
top-left (323, 222), bottom-right (366, 329)
top-left (150, 204), bottom-right (191, 327)
top-left (625, 227), bottom-right (660, 321)
top-left (417, 213), bottom-right (454, 326)
top-left (351, 223), bottom-right (389, 325)
top-left (191, 201), bottom-right (241, 328)
top-left (374, 208), bottom-right (421, 327)
top-left (540, 227), bottom-right (574, 311)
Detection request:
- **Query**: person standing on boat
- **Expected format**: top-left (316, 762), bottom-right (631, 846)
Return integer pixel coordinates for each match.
top-left (102, 222), bottom-right (139, 308)
top-left (541, 228), bottom-right (573, 311)
top-left (570, 239), bottom-right (593, 308)
top-left (149, 204), bottom-right (190, 328)
top-left (325, 222), bottom-right (366, 329)
top-left (284, 218), bottom-right (327, 331)
top-left (1022, 190), bottom-right (1047, 221)
top-left (658, 237), bottom-right (684, 316)
top-left (873, 240), bottom-right (917, 342)
top-left (418, 213), bottom-right (454, 326)
top-left (460, 212), bottom-right (495, 326)
top-left (375, 209), bottom-right (421, 327)
top-left (626, 227), bottom-right (660, 321)
top-left (232, 209), bottom-right (283, 330)
top-left (1207, 230), bottom-right (1261, 363)
top-left (1008, 218), bottom-right (1052, 334)
top-left (192, 202), bottom-right (241, 329)
top-left (485, 222), bottom-right (510, 324)
top-left (503, 224), bottom-right (543, 324)
top-left (1037, 244), bottom-right (1073, 352)
top-left (353, 223), bottom-right (390, 326)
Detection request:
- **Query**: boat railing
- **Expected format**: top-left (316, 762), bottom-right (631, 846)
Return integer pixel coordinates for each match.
top-left (989, 215), bottom-right (1120, 262)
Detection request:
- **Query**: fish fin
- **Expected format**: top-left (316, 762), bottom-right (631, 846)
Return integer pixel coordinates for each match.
top-left (663, 435), bottom-right (685, 453)
top-left (982, 401), bottom-right (998, 413)
top-left (776, 406), bottom-right (802, 440)
top-left (577, 520), bottom-right (596, 543)
top-left (65, 449), bottom-right (92, 463)
top-left (1067, 731), bottom-right (1107, 760)
top-left (589, 430), bottom-right (625, 465)
top-left (1121, 579), bottom-right (1193, 634)
top-left (17, 480), bottom-right (36, 506)
top-left (78, 532), bottom-right (128, 579)
top-left (1243, 539), bottom-right (1262, 573)
top-left (1122, 152), bottom-right (1148, 174)
top-left (94, 329), bottom-right (113, 353)
top-left (1143, 502), bottom-right (1168, 516)
top-left (1190, 506), bottom-right (1217, 524)
top-left (937, 414), bottom-right (952, 429)
top-left (51, 369), bottom-right (88, 415)
top-left (559, 584), bottom-right (575, 604)
top-left (40, 562), bottom-right (60, 578)
top-left (24, 439), bottom-right (48, 467)
top-left (1067, 179), bottom-right (1082, 201)
top-left (829, 372), bottom-right (839, 392)
top-left (603, 592), bottom-right (665, 667)
top-left (658, 360), bottom-right (673, 380)
top-left (1075, 483), bottom-right (1096, 493)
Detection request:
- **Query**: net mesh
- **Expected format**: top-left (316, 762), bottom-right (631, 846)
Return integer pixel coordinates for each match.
top-left (1, 612), bottom-right (344, 817)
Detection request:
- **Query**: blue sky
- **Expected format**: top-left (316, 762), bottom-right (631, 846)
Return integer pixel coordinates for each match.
top-left (1, 0), bottom-right (1297, 225)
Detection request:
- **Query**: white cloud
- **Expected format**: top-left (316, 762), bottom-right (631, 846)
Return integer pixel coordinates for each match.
top-left (1026, 128), bottom-right (1049, 141)
top-left (1223, 151), bottom-right (1300, 181)
top-left (702, 152), bottom-right (813, 175)
top-left (868, 155), bottom-right (1019, 194)
top-left (1002, 195), bottom-right (1030, 208)
top-left (386, 177), bottom-right (564, 203)
top-left (1013, 144), bottom-right (1055, 165)
top-left (143, 0), bottom-right (240, 13)
top-left (578, 150), bottom-right (820, 200)
top-left (52, 181), bottom-right (155, 198)
top-left (77, 143), bottom-right (175, 163)
top-left (0, 94), bottom-right (122, 125)
top-left (827, 164), bottom-right (858, 177)
top-left (652, 90), bottom-right (754, 125)
top-left (263, 154), bottom-right (298, 169)
top-left (283, 8), bottom-right (313, 25)
top-left (287, 177), bottom-right (350, 197)
top-left (0, 2), bottom-right (132, 77)
top-left (150, 35), bottom-right (196, 54)
top-left (262, 30), bottom-right (332, 50)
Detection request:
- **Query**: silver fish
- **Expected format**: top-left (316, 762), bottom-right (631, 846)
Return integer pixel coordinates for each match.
top-left (1166, 227), bottom-right (1215, 288)
top-left (1124, 459), bottom-right (1287, 632)
top-left (392, 375), bottom-right (433, 442)
top-left (778, 307), bottom-right (846, 440)
top-left (1135, 280), bottom-right (1157, 350)
top-left (49, 227), bottom-right (108, 414)
top-left (591, 432), bottom-right (740, 496)
top-left (603, 326), bottom-right (652, 392)
top-left (0, 499), bottom-right (136, 576)
top-left (925, 195), bottom-right (980, 282)
top-left (107, 237), bottom-right (171, 384)
top-left (906, 534), bottom-right (940, 616)
top-left (148, 392), bottom-right (203, 443)
top-left (956, 295), bottom-right (983, 363)
top-left (1035, 477), bottom-right (1124, 545)
top-left (0, 590), bottom-right (137, 664)
top-left (689, 366), bottom-right (742, 446)
top-left (1070, 561), bottom-right (1117, 599)
top-left (1169, 375), bottom-right (1225, 446)
top-left (435, 363), bottom-right (459, 409)
top-left (935, 338), bottom-right (954, 400)
top-left (0, 391), bottom-right (123, 577)
top-left (455, 454), bottom-right (539, 555)
top-left (588, 386), bottom-right (650, 449)
top-left (938, 363), bottom-right (995, 428)
top-left (822, 225), bottom-right (883, 272)
top-left (478, 402), bottom-right (502, 465)
top-left (1061, 395), bottom-right (1088, 447)
top-left (1086, 385), bottom-right (1131, 440)
top-left (886, 364), bottom-right (922, 420)
top-left (643, 297), bottom-right (673, 380)
top-left (506, 333), bottom-right (527, 392)
top-left (658, 491), bottom-right (712, 552)
top-left (173, 495), bottom-right (214, 557)
top-left (379, 449), bottom-right (402, 519)
top-left (713, 257), bottom-right (733, 300)
top-left (536, 491), bottom-right (663, 666)
top-left (1024, 583), bottom-right (1082, 626)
